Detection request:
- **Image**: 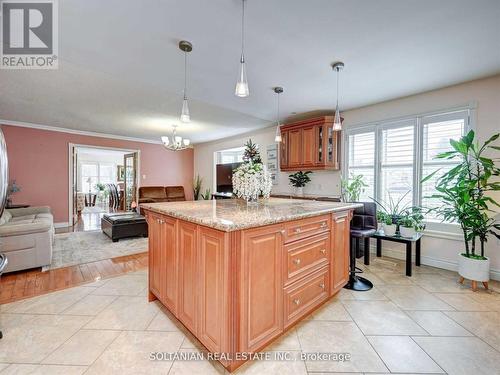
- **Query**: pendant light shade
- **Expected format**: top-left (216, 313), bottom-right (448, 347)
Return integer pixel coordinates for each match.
top-left (274, 87), bottom-right (283, 142)
top-left (179, 41), bottom-right (192, 123)
top-left (235, 0), bottom-right (249, 97)
top-left (331, 61), bottom-right (344, 132)
top-left (180, 97), bottom-right (190, 123)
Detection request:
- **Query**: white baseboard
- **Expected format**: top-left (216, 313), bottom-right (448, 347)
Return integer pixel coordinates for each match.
top-left (369, 246), bottom-right (500, 281)
top-left (54, 222), bottom-right (70, 229)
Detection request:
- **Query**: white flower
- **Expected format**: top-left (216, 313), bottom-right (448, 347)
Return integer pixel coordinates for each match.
top-left (232, 162), bottom-right (273, 201)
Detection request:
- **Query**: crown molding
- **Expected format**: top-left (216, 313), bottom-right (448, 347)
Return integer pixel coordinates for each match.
top-left (0, 119), bottom-right (163, 145)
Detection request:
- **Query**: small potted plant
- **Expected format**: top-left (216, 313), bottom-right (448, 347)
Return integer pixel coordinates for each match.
top-left (289, 171), bottom-right (312, 197)
top-left (378, 211), bottom-right (397, 236)
top-left (341, 174), bottom-right (368, 202)
top-left (398, 207), bottom-right (425, 238)
top-left (423, 130), bottom-right (499, 290)
top-left (372, 190), bottom-right (411, 235)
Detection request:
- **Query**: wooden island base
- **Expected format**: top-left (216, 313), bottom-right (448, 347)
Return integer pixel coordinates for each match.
top-left (144, 203), bottom-right (354, 372)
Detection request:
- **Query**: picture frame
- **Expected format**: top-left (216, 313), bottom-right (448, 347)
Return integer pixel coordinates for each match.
top-left (117, 165), bottom-right (125, 181)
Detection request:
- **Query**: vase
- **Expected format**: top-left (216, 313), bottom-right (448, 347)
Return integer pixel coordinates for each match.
top-left (399, 226), bottom-right (416, 238)
top-left (295, 187), bottom-right (304, 197)
top-left (246, 196), bottom-right (258, 205)
top-left (458, 253), bottom-right (490, 283)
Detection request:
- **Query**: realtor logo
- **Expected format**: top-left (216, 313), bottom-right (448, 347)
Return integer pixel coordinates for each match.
top-left (1, 0), bottom-right (58, 69)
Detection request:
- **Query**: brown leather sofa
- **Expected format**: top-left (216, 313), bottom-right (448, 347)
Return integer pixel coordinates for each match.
top-left (138, 186), bottom-right (186, 204)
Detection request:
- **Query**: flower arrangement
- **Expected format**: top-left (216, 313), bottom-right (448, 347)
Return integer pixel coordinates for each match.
top-left (232, 140), bottom-right (273, 203)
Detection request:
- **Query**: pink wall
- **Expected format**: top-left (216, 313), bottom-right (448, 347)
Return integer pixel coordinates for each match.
top-left (1, 125), bottom-right (194, 223)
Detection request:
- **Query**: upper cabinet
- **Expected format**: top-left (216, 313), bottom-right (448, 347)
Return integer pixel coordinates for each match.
top-left (279, 116), bottom-right (341, 171)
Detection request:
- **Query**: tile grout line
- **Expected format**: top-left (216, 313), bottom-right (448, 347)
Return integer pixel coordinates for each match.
top-left (408, 335), bottom-right (447, 374)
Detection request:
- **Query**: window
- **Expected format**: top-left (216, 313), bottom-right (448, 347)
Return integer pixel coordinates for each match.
top-left (345, 109), bottom-right (469, 220)
top-left (347, 131), bottom-right (375, 201)
top-left (80, 162), bottom-right (116, 192)
top-left (217, 147), bottom-right (245, 164)
top-left (380, 122), bottom-right (415, 210)
top-left (421, 114), bottom-right (465, 218)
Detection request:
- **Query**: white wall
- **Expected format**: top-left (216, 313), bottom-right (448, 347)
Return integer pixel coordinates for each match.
top-left (194, 74), bottom-right (500, 279)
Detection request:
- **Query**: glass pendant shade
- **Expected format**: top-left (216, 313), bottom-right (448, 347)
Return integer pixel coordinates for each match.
top-left (180, 97), bottom-right (190, 123)
top-left (235, 56), bottom-right (249, 97)
top-left (333, 106), bottom-right (342, 131)
top-left (274, 126), bottom-right (282, 143)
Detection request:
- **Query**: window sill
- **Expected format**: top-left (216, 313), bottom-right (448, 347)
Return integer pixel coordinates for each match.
top-left (423, 220), bottom-right (462, 241)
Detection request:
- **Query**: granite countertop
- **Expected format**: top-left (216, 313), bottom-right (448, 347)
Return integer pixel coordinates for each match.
top-left (141, 198), bottom-right (362, 232)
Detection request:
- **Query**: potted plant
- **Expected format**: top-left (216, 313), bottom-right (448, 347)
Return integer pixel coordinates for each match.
top-left (377, 211), bottom-right (396, 235)
top-left (423, 130), bottom-right (499, 289)
top-left (193, 174), bottom-right (203, 200)
top-left (341, 174), bottom-right (368, 202)
top-left (232, 139), bottom-right (273, 204)
top-left (398, 207), bottom-right (426, 238)
top-left (371, 190), bottom-right (411, 235)
top-left (289, 171), bottom-right (312, 197)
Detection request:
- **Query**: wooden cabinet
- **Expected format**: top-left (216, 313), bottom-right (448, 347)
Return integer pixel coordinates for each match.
top-left (144, 207), bottom-right (354, 373)
top-left (280, 116), bottom-right (341, 171)
top-left (330, 211), bottom-right (351, 294)
top-left (147, 213), bottom-right (162, 300)
top-left (240, 225), bottom-right (284, 353)
top-left (177, 221), bottom-right (198, 333)
top-left (288, 128), bottom-right (302, 168)
top-left (161, 216), bottom-right (178, 313)
top-left (197, 226), bottom-right (230, 354)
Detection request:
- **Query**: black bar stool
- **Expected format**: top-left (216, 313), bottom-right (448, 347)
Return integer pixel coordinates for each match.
top-left (344, 202), bottom-right (376, 291)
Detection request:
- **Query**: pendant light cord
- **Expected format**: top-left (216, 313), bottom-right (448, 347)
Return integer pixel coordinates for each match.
top-left (336, 67), bottom-right (340, 109)
top-left (240, 0), bottom-right (245, 63)
top-left (277, 91), bottom-right (281, 126)
top-left (183, 50), bottom-right (188, 100)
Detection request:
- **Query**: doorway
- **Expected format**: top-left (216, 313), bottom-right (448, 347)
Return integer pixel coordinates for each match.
top-left (68, 144), bottom-right (140, 231)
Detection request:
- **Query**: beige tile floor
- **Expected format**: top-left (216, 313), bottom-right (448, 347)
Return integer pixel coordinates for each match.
top-left (1, 258), bottom-right (499, 375)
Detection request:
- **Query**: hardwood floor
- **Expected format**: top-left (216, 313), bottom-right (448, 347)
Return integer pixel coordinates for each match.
top-left (0, 252), bottom-right (148, 304)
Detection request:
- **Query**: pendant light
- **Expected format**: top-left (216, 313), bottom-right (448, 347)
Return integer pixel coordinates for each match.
top-left (179, 40), bottom-right (192, 123)
top-left (331, 61), bottom-right (344, 131)
top-left (235, 0), bottom-right (249, 97)
top-left (274, 87), bottom-right (283, 142)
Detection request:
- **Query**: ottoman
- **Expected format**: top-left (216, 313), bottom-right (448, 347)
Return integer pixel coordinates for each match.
top-left (101, 212), bottom-right (148, 242)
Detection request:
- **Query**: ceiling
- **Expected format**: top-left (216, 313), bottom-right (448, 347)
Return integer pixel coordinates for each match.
top-left (1, 0), bottom-right (499, 144)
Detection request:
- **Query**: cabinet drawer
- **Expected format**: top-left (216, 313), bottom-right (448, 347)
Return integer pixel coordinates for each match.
top-left (284, 233), bottom-right (330, 285)
top-left (284, 215), bottom-right (330, 243)
top-left (284, 266), bottom-right (329, 328)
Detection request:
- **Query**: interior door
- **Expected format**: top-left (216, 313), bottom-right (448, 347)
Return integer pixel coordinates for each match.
top-left (123, 152), bottom-right (138, 211)
top-left (72, 147), bottom-right (79, 226)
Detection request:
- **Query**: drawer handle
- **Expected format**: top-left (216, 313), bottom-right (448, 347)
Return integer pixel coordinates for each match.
top-left (319, 283), bottom-right (325, 289)
top-left (320, 248), bottom-right (326, 254)
top-left (320, 222), bottom-right (327, 228)
top-left (294, 228), bottom-right (302, 233)
top-left (293, 299), bottom-right (301, 305)
top-left (293, 258), bottom-right (301, 265)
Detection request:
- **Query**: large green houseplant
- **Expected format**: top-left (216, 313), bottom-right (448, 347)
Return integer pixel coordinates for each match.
top-left (423, 130), bottom-right (500, 288)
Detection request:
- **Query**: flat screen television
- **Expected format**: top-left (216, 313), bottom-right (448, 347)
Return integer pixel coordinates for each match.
top-left (216, 162), bottom-right (242, 193)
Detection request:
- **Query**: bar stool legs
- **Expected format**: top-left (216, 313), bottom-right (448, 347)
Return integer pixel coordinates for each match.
top-left (344, 237), bottom-right (373, 291)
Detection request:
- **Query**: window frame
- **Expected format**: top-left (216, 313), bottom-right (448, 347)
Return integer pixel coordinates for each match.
top-left (343, 106), bottom-right (473, 230)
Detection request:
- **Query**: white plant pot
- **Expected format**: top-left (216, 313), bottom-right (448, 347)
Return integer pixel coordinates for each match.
top-left (294, 186), bottom-right (304, 197)
top-left (400, 226), bottom-right (416, 238)
top-left (458, 253), bottom-right (490, 282)
top-left (382, 224), bottom-right (397, 236)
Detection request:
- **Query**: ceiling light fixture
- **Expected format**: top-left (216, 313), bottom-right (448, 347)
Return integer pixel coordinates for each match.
top-left (161, 125), bottom-right (191, 151)
top-left (274, 87), bottom-right (283, 142)
top-left (331, 61), bottom-right (344, 131)
top-left (179, 40), bottom-right (192, 123)
top-left (235, 0), bottom-right (249, 97)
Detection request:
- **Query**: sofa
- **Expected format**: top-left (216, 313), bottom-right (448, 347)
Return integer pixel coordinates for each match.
top-left (138, 186), bottom-right (186, 204)
top-left (0, 206), bottom-right (54, 272)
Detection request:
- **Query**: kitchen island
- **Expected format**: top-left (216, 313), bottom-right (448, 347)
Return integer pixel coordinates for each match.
top-left (142, 198), bottom-right (361, 372)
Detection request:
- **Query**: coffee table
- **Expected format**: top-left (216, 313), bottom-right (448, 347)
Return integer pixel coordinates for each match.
top-left (370, 231), bottom-right (423, 276)
top-left (101, 212), bottom-right (148, 242)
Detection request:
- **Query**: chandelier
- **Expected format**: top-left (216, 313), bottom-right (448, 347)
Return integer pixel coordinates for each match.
top-left (161, 125), bottom-right (191, 151)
